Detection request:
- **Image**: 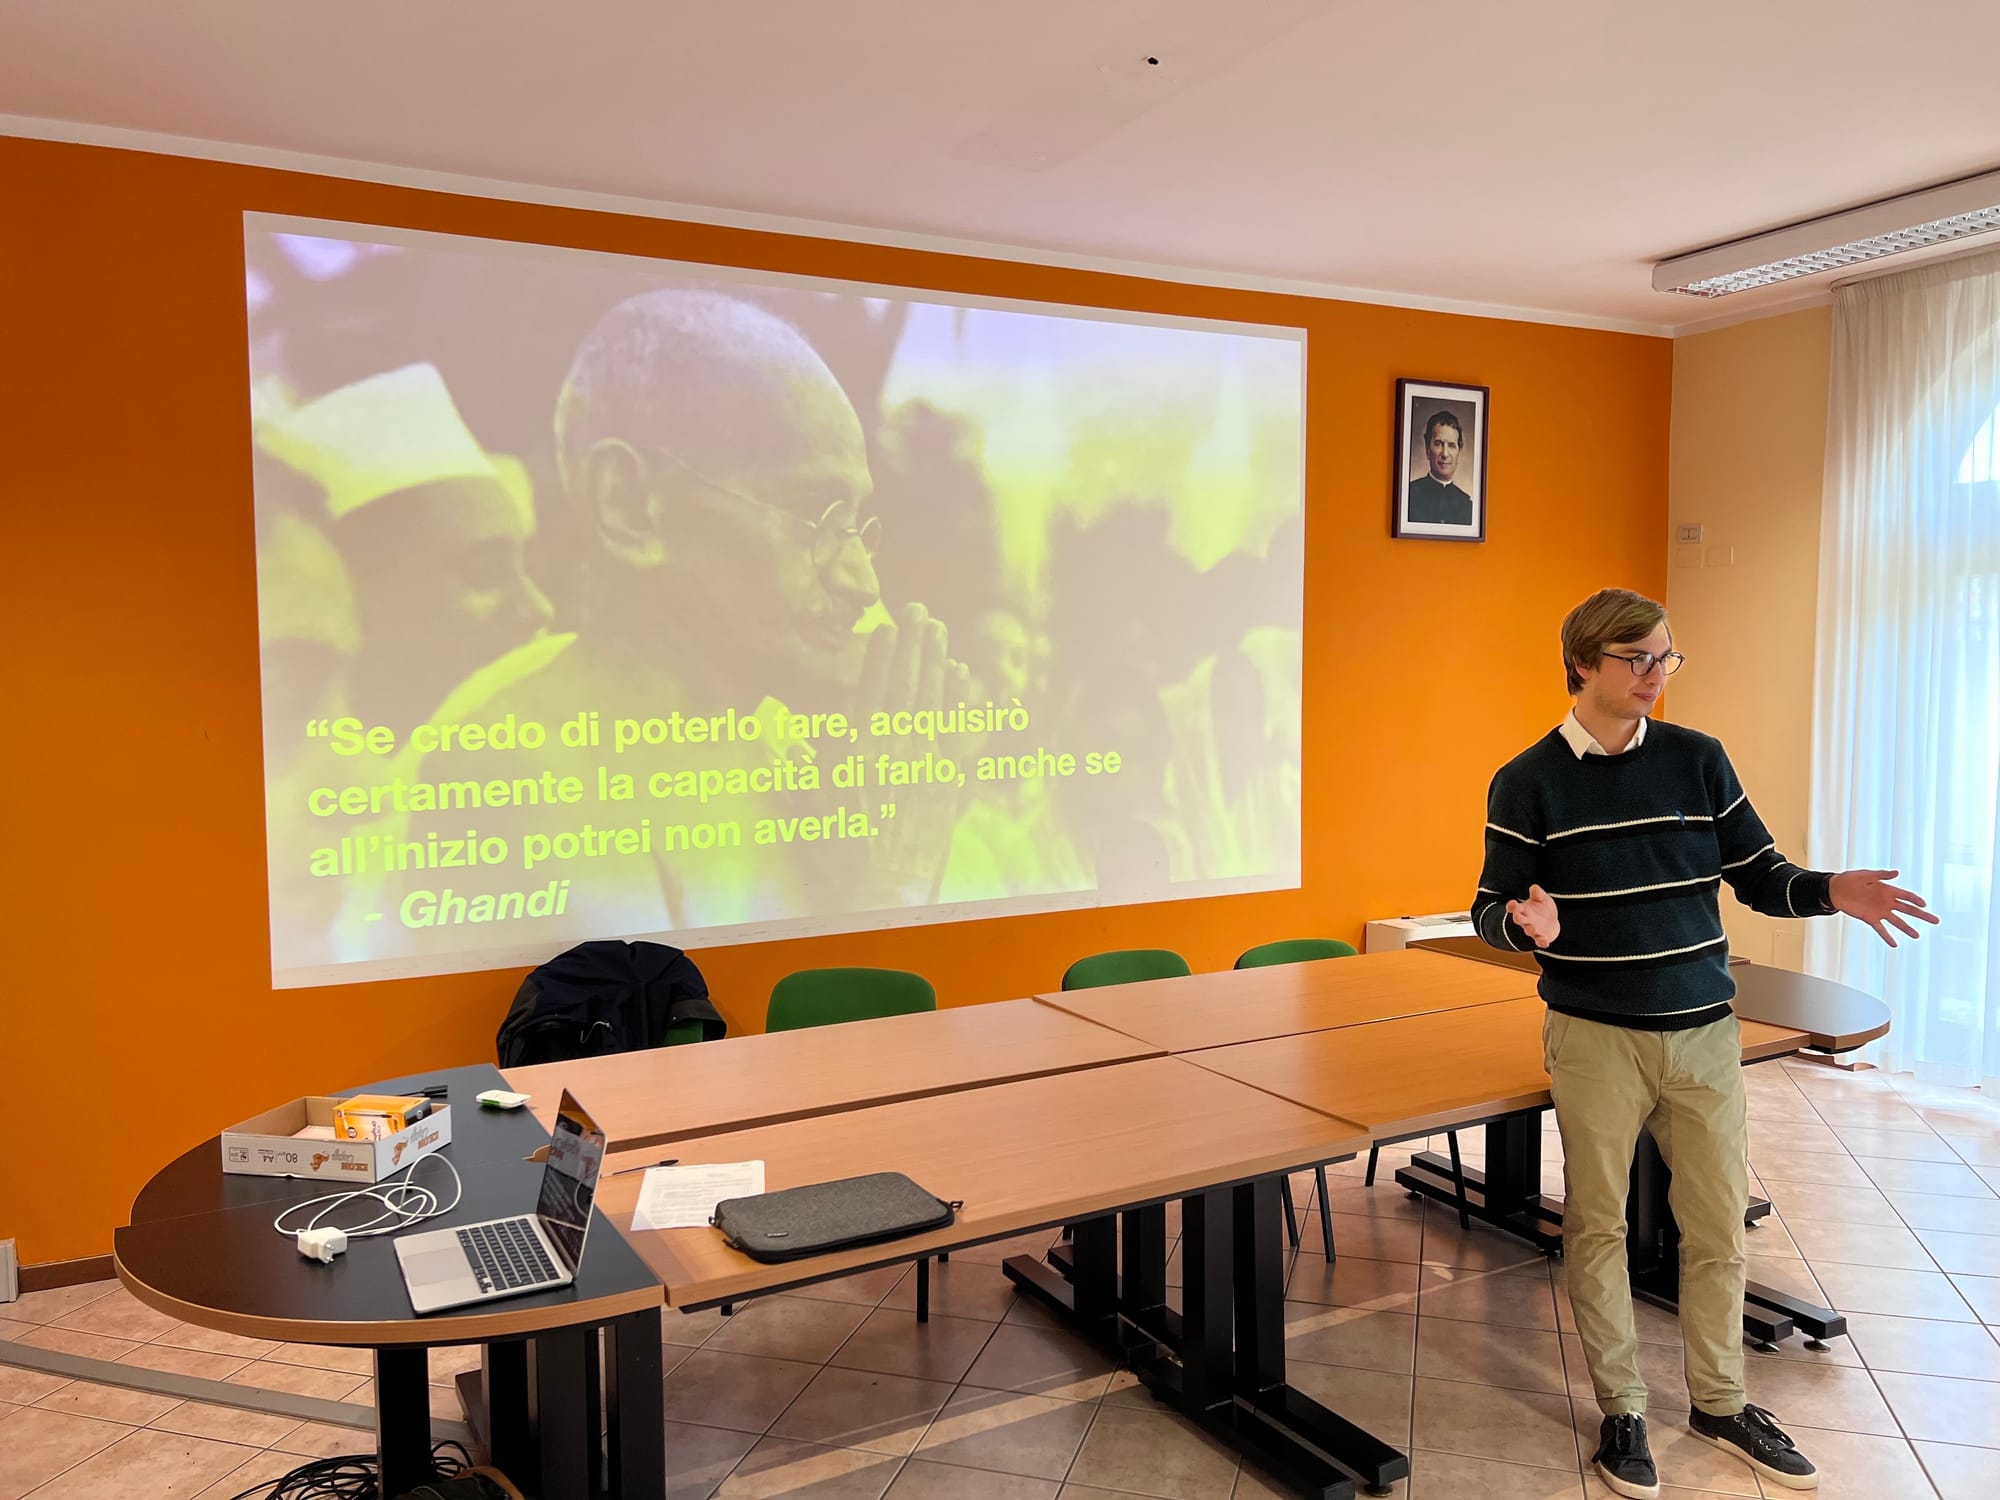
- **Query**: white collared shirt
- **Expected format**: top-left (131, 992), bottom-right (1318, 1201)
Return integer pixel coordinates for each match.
top-left (1558, 708), bottom-right (1649, 759)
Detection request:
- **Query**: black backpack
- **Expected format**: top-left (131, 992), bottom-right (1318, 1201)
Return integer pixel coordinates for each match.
top-left (496, 940), bottom-right (725, 1067)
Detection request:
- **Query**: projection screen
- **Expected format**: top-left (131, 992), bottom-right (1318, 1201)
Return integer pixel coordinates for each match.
top-left (246, 214), bottom-right (1306, 987)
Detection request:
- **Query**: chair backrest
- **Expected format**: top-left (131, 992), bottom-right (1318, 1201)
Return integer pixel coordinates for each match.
top-left (1060, 949), bottom-right (1192, 991)
top-left (1234, 938), bottom-right (1359, 969)
top-left (765, 967), bottom-right (938, 1032)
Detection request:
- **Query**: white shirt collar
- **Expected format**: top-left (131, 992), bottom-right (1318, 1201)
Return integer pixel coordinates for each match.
top-left (1559, 708), bottom-right (1648, 759)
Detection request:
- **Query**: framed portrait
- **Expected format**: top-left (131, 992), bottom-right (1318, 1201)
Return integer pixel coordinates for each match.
top-left (1392, 378), bottom-right (1488, 542)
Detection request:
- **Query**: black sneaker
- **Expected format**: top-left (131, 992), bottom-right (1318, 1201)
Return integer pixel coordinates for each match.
top-left (1689, 1404), bottom-right (1819, 1490)
top-left (1592, 1413), bottom-right (1660, 1500)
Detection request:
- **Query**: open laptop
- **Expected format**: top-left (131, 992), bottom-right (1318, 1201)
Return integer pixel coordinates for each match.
top-left (396, 1090), bottom-right (607, 1314)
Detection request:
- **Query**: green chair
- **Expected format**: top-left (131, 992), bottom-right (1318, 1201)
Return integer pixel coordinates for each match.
top-left (663, 1019), bottom-right (710, 1046)
top-left (756, 966), bottom-right (944, 1320)
top-left (1060, 949), bottom-right (1192, 990)
top-left (766, 967), bottom-right (937, 1031)
top-left (1234, 938), bottom-right (1358, 968)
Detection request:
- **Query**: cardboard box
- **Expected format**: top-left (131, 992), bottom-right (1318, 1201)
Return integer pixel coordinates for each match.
top-left (221, 1097), bottom-right (452, 1181)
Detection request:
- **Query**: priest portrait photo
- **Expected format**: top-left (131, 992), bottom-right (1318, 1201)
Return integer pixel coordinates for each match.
top-left (1392, 379), bottom-right (1487, 541)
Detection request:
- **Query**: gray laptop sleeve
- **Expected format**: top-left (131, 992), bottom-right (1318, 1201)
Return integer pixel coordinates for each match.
top-left (710, 1172), bottom-right (960, 1262)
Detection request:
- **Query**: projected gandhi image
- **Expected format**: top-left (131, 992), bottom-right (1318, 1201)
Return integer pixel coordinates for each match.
top-left (247, 215), bottom-right (1305, 986)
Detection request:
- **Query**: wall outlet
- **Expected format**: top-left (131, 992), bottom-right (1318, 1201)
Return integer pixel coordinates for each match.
top-left (0, 1239), bottom-right (17, 1303)
top-left (1677, 523), bottom-right (1705, 544)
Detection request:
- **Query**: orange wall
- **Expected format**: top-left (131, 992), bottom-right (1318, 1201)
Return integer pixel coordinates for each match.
top-left (1, 136), bottom-right (1670, 1264)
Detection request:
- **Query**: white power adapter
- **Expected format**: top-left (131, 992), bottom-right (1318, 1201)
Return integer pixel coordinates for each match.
top-left (296, 1227), bottom-right (348, 1264)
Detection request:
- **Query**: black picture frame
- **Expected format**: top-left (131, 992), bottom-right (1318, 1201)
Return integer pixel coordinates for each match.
top-left (1392, 378), bottom-right (1489, 542)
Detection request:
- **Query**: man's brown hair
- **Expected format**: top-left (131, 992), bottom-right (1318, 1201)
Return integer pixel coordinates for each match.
top-left (1561, 589), bottom-right (1668, 694)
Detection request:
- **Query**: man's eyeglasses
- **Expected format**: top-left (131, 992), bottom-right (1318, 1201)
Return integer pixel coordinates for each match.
top-left (656, 450), bottom-right (881, 567)
top-left (812, 504), bottom-right (882, 566)
top-left (1601, 650), bottom-right (1685, 677)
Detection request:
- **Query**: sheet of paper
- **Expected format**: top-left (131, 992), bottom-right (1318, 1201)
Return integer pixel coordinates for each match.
top-left (631, 1161), bottom-right (766, 1231)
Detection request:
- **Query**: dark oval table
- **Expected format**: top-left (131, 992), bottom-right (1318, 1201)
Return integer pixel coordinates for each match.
top-left (114, 1063), bottom-right (665, 1498)
top-left (1409, 936), bottom-right (1892, 1052)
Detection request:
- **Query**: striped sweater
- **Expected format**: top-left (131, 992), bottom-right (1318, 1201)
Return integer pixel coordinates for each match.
top-left (1472, 719), bottom-right (1834, 1029)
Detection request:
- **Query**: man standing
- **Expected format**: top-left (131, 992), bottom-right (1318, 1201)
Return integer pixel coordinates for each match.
top-left (1472, 588), bottom-right (1934, 1498)
top-left (1405, 409), bottom-right (1473, 525)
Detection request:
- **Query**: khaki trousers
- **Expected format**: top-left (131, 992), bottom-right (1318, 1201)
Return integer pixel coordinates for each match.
top-left (1543, 1009), bottom-right (1749, 1418)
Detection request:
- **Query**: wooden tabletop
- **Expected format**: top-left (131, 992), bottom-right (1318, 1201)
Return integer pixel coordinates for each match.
top-left (596, 1057), bottom-right (1367, 1308)
top-left (1033, 949), bottom-right (1541, 1054)
top-left (1409, 938), bottom-right (1890, 1054)
top-left (505, 998), bottom-right (1163, 1152)
top-left (1188, 998), bottom-right (1812, 1142)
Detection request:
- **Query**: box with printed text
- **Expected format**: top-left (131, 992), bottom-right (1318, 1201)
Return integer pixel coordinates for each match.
top-left (220, 1096), bottom-right (452, 1181)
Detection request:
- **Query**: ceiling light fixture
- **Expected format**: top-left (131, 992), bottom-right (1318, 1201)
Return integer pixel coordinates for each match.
top-left (1653, 167), bottom-right (2000, 298)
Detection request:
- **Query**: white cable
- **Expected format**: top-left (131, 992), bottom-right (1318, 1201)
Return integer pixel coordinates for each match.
top-left (272, 1153), bottom-right (464, 1240)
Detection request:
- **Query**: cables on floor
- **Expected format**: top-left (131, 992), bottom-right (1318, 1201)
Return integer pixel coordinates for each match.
top-left (227, 1439), bottom-right (478, 1499)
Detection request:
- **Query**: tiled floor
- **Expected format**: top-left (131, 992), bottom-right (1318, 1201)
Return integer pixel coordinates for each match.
top-left (4, 1059), bottom-right (1998, 1498)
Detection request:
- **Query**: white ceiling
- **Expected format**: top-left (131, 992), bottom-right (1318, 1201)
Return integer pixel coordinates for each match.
top-left (6, 0), bottom-right (2000, 334)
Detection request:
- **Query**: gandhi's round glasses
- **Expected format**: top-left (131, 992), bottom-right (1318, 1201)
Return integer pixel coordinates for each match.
top-left (1602, 650), bottom-right (1685, 677)
top-left (659, 450), bottom-right (881, 567)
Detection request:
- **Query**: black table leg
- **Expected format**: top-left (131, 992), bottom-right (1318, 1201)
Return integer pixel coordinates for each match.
top-left (1068, 1216), bottom-right (1119, 1331)
top-left (1118, 1202), bottom-right (1172, 1349)
top-left (528, 1328), bottom-right (593, 1499)
top-left (373, 1346), bottom-right (434, 1498)
top-left (1233, 1178), bottom-right (1286, 1393)
top-left (478, 1341), bottom-right (532, 1480)
top-left (1396, 1110), bottom-right (1566, 1250)
top-left (1230, 1178), bottom-right (1407, 1498)
top-left (1006, 1179), bottom-right (1410, 1499)
top-left (583, 1325), bottom-right (605, 1493)
top-left (1121, 1204), bottom-right (1169, 1313)
top-left (1178, 1188), bottom-right (1236, 1412)
top-left (605, 1310), bottom-right (666, 1500)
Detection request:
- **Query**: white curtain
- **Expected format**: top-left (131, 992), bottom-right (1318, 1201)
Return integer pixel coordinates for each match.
top-left (1811, 249), bottom-right (2000, 1091)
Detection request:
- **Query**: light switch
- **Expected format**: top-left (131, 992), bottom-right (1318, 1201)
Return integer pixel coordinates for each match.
top-left (1677, 524), bottom-right (1705, 544)
top-left (1676, 546), bottom-right (1704, 569)
top-left (1706, 546), bottom-right (1735, 567)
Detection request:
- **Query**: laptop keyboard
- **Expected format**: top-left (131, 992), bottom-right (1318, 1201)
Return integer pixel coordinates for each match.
top-left (457, 1218), bottom-right (559, 1291)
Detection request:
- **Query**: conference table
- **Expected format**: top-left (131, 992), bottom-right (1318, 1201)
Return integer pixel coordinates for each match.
top-left (113, 945), bottom-right (1878, 1500)
top-left (553, 945), bottom-right (1840, 1496)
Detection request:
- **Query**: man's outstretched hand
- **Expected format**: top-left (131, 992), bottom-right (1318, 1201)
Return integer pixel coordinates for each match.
top-left (1830, 870), bottom-right (1939, 948)
top-left (1506, 884), bottom-right (1561, 948)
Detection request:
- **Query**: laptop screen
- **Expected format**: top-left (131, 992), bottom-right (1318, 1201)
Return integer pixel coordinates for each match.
top-left (535, 1090), bottom-right (607, 1273)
